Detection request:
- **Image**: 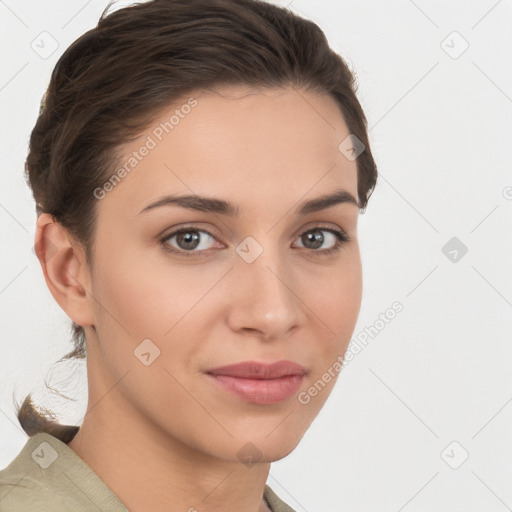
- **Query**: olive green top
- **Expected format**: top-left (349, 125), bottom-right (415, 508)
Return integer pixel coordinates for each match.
top-left (0, 432), bottom-right (296, 511)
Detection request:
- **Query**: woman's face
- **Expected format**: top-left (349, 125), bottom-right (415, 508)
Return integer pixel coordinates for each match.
top-left (81, 85), bottom-right (362, 462)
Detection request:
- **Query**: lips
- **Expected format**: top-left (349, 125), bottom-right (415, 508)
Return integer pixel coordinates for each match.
top-left (205, 360), bottom-right (308, 404)
top-left (206, 360), bottom-right (308, 379)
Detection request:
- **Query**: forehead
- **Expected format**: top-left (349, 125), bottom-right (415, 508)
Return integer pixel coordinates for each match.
top-left (98, 85), bottom-right (358, 218)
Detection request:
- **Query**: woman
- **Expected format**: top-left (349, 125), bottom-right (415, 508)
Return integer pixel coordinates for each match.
top-left (0, 0), bottom-right (377, 510)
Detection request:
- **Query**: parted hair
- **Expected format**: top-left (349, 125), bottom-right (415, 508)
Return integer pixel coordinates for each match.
top-left (16, 0), bottom-right (378, 442)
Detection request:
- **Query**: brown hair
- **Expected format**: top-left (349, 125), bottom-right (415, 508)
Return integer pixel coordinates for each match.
top-left (16, 0), bottom-right (378, 442)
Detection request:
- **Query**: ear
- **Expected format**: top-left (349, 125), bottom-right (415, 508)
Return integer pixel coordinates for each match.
top-left (34, 213), bottom-right (94, 328)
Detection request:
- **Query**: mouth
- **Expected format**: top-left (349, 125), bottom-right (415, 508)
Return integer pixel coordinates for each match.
top-left (205, 360), bottom-right (308, 405)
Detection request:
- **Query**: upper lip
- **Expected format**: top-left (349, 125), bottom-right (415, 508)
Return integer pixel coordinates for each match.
top-left (206, 360), bottom-right (308, 379)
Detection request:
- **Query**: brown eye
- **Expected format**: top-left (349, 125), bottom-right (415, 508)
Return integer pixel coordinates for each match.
top-left (294, 228), bottom-right (348, 252)
top-left (175, 231), bottom-right (201, 250)
top-left (301, 229), bottom-right (326, 249)
top-left (160, 228), bottom-right (218, 256)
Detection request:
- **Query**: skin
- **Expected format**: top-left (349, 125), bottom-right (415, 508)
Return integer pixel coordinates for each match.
top-left (35, 85), bottom-right (363, 512)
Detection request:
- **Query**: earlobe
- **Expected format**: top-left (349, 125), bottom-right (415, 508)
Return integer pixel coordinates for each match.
top-left (34, 213), bottom-right (94, 328)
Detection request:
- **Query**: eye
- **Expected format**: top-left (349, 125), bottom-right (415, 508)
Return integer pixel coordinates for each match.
top-left (293, 227), bottom-right (350, 255)
top-left (159, 227), bottom-right (220, 257)
top-left (158, 225), bottom-right (350, 258)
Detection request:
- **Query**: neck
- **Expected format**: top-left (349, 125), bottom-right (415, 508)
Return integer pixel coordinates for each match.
top-left (68, 387), bottom-right (272, 512)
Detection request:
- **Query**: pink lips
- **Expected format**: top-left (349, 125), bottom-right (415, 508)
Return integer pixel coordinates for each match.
top-left (205, 360), bottom-right (307, 405)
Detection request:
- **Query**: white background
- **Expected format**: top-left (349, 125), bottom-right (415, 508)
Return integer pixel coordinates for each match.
top-left (1, 1), bottom-right (511, 511)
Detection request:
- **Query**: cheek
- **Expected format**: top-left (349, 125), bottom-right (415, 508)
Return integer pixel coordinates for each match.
top-left (91, 239), bottom-right (212, 340)
top-left (92, 262), bottom-right (159, 337)
top-left (313, 250), bottom-right (362, 327)
top-left (306, 250), bottom-right (362, 365)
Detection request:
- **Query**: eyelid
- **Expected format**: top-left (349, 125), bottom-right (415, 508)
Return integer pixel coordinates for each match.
top-left (159, 225), bottom-right (222, 256)
top-left (158, 222), bottom-right (350, 257)
top-left (291, 221), bottom-right (348, 240)
top-left (291, 224), bottom-right (351, 255)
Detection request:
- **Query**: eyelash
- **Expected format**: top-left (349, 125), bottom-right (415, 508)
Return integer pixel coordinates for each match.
top-left (158, 224), bottom-right (350, 258)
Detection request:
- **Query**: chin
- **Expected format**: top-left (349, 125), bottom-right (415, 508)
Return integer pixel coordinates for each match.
top-left (262, 442), bottom-right (300, 463)
top-left (230, 429), bottom-right (304, 465)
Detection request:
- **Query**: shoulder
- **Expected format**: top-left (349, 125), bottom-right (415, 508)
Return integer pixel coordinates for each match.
top-left (0, 433), bottom-right (69, 511)
top-left (264, 484), bottom-right (298, 512)
top-left (0, 433), bottom-right (127, 512)
top-left (1, 434), bottom-right (296, 512)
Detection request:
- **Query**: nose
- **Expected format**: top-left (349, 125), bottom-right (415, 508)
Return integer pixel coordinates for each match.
top-left (225, 241), bottom-right (306, 341)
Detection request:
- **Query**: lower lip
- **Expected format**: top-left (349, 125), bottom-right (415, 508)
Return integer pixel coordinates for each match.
top-left (205, 373), bottom-right (305, 404)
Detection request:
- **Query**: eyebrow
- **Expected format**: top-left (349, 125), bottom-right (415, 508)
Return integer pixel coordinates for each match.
top-left (138, 188), bottom-right (360, 216)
